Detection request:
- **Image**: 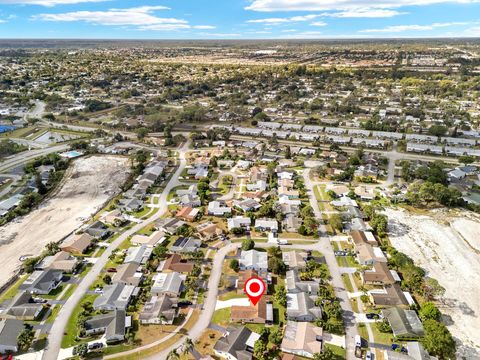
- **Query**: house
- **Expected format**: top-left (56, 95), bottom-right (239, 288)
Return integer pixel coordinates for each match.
top-left (361, 262), bottom-right (398, 286)
top-left (236, 269), bottom-right (265, 294)
top-left (369, 284), bottom-right (410, 309)
top-left (384, 342), bottom-right (435, 360)
top-left (0, 319), bottom-right (24, 354)
top-left (227, 216), bottom-right (251, 231)
top-left (382, 307), bottom-right (424, 339)
top-left (350, 230), bottom-right (378, 247)
top-left (281, 321), bottom-right (323, 358)
top-left (448, 168), bottom-right (467, 181)
top-left (176, 206), bottom-right (200, 222)
top-left (354, 186), bottom-right (376, 201)
top-left (151, 272), bottom-right (184, 297)
top-left (234, 199), bottom-right (261, 212)
top-left (282, 251), bottom-right (307, 269)
top-left (213, 326), bottom-right (260, 360)
top-left (246, 180), bottom-right (267, 192)
top-left (0, 291), bottom-right (43, 321)
top-left (35, 251), bottom-right (79, 273)
top-left (19, 269), bottom-right (63, 295)
top-left (196, 222), bottom-right (223, 241)
top-left (124, 246), bottom-right (153, 265)
top-left (84, 309), bottom-right (130, 344)
top-left (93, 283), bottom-right (136, 311)
top-left (254, 218), bottom-right (278, 232)
top-left (286, 270), bottom-right (319, 295)
top-left (231, 297), bottom-right (269, 324)
top-left (85, 221), bottom-right (111, 239)
top-left (102, 209), bottom-right (127, 227)
top-left (112, 263), bottom-right (144, 287)
top-left (239, 250), bottom-right (268, 272)
top-left (131, 231), bottom-right (165, 247)
top-left (208, 201), bottom-right (232, 216)
top-left (331, 196), bottom-right (358, 208)
top-left (170, 237), bottom-right (202, 253)
top-left (155, 218), bottom-right (186, 234)
top-left (121, 198), bottom-right (144, 212)
top-left (139, 295), bottom-right (178, 325)
top-left (157, 254), bottom-right (195, 273)
top-left (286, 292), bottom-right (322, 322)
top-left (60, 233), bottom-right (94, 254)
top-left (283, 214), bottom-right (302, 233)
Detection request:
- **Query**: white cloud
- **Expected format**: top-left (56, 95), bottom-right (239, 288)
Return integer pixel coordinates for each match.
top-left (322, 9), bottom-right (405, 18)
top-left (361, 21), bottom-right (469, 32)
top-left (0, 0), bottom-right (108, 6)
top-left (33, 5), bottom-right (215, 31)
top-left (245, 0), bottom-right (480, 12)
top-left (281, 29), bottom-right (298, 32)
top-left (247, 14), bottom-right (320, 24)
top-left (310, 21), bottom-right (327, 26)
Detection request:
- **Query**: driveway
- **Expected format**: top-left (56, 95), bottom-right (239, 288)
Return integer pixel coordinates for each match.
top-left (215, 297), bottom-right (249, 310)
top-left (42, 141), bottom-right (191, 360)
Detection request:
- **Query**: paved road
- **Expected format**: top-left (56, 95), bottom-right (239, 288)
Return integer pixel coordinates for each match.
top-left (303, 168), bottom-right (358, 360)
top-left (41, 141), bottom-right (190, 360)
top-left (0, 144), bottom-right (69, 173)
top-left (122, 242), bottom-right (240, 360)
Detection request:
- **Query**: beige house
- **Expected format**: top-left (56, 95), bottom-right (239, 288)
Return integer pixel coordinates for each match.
top-left (281, 321), bottom-right (323, 358)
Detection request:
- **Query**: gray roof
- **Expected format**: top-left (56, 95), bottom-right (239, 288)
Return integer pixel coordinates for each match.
top-left (84, 309), bottom-right (127, 341)
top-left (151, 272), bottom-right (184, 296)
top-left (124, 246), bottom-right (153, 264)
top-left (382, 307), bottom-right (424, 338)
top-left (286, 269), bottom-right (320, 294)
top-left (170, 237), bottom-right (201, 253)
top-left (19, 269), bottom-right (63, 293)
top-left (0, 319), bottom-right (24, 348)
top-left (93, 283), bottom-right (135, 311)
top-left (286, 292), bottom-right (322, 320)
top-left (139, 295), bottom-right (178, 323)
top-left (214, 326), bottom-right (254, 360)
top-left (1, 291), bottom-right (43, 320)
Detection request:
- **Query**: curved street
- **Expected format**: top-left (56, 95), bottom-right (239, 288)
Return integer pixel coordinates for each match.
top-left (41, 140), bottom-right (190, 360)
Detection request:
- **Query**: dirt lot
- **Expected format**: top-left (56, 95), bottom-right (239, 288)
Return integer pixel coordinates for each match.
top-left (0, 155), bottom-right (129, 288)
top-left (386, 207), bottom-right (480, 358)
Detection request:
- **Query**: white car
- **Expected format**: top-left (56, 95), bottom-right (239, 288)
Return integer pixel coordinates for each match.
top-left (366, 351), bottom-right (373, 360)
top-left (94, 288), bottom-right (103, 294)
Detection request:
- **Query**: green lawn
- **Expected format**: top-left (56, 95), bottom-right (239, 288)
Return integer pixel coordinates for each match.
top-left (0, 275), bottom-right (27, 304)
top-left (211, 308), bottom-right (231, 327)
top-left (341, 274), bottom-right (354, 293)
top-left (325, 343), bottom-right (347, 360)
top-left (61, 294), bottom-right (98, 348)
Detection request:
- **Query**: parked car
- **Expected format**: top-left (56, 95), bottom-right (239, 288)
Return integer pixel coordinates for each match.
top-left (107, 267), bottom-right (117, 273)
top-left (33, 298), bottom-right (47, 304)
top-left (366, 313), bottom-right (380, 320)
top-left (94, 288), bottom-right (103, 294)
top-left (88, 342), bottom-right (104, 350)
top-left (365, 351), bottom-right (373, 360)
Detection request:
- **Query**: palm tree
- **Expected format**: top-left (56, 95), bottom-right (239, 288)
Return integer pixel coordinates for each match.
top-left (167, 348), bottom-right (179, 360)
top-left (183, 337), bottom-right (194, 354)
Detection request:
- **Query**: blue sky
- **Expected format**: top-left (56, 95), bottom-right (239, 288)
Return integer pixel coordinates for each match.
top-left (0, 0), bottom-right (479, 39)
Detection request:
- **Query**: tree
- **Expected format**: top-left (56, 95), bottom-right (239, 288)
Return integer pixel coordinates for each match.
top-left (103, 274), bottom-right (112, 285)
top-left (459, 155), bottom-right (475, 165)
top-left (17, 325), bottom-right (35, 351)
top-left (46, 241), bottom-right (59, 255)
top-left (241, 238), bottom-right (255, 251)
top-left (313, 348), bottom-right (334, 360)
top-left (285, 145), bottom-right (291, 159)
top-left (136, 127), bottom-right (149, 139)
top-left (229, 259), bottom-right (239, 272)
top-left (422, 319), bottom-right (456, 359)
top-left (183, 338), bottom-right (194, 354)
top-left (274, 285), bottom-right (287, 307)
top-left (167, 348), bottom-right (179, 360)
top-left (268, 256), bottom-right (286, 275)
top-left (419, 302), bottom-right (442, 321)
top-left (35, 173), bottom-right (48, 195)
top-left (428, 125), bottom-right (448, 137)
top-left (73, 343), bottom-right (88, 358)
top-left (253, 338), bottom-right (268, 360)
top-left (423, 278), bottom-right (445, 301)
top-left (329, 213), bottom-right (343, 232)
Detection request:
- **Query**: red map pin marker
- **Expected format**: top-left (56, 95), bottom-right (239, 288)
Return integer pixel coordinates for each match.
top-left (244, 277), bottom-right (266, 306)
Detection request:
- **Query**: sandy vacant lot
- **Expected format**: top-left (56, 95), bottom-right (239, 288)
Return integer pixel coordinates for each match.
top-left (386, 208), bottom-right (480, 358)
top-left (0, 155), bottom-right (129, 288)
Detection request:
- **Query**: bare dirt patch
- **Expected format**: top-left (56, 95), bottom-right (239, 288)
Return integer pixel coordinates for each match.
top-left (0, 155), bottom-right (129, 288)
top-left (386, 207), bottom-right (480, 358)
